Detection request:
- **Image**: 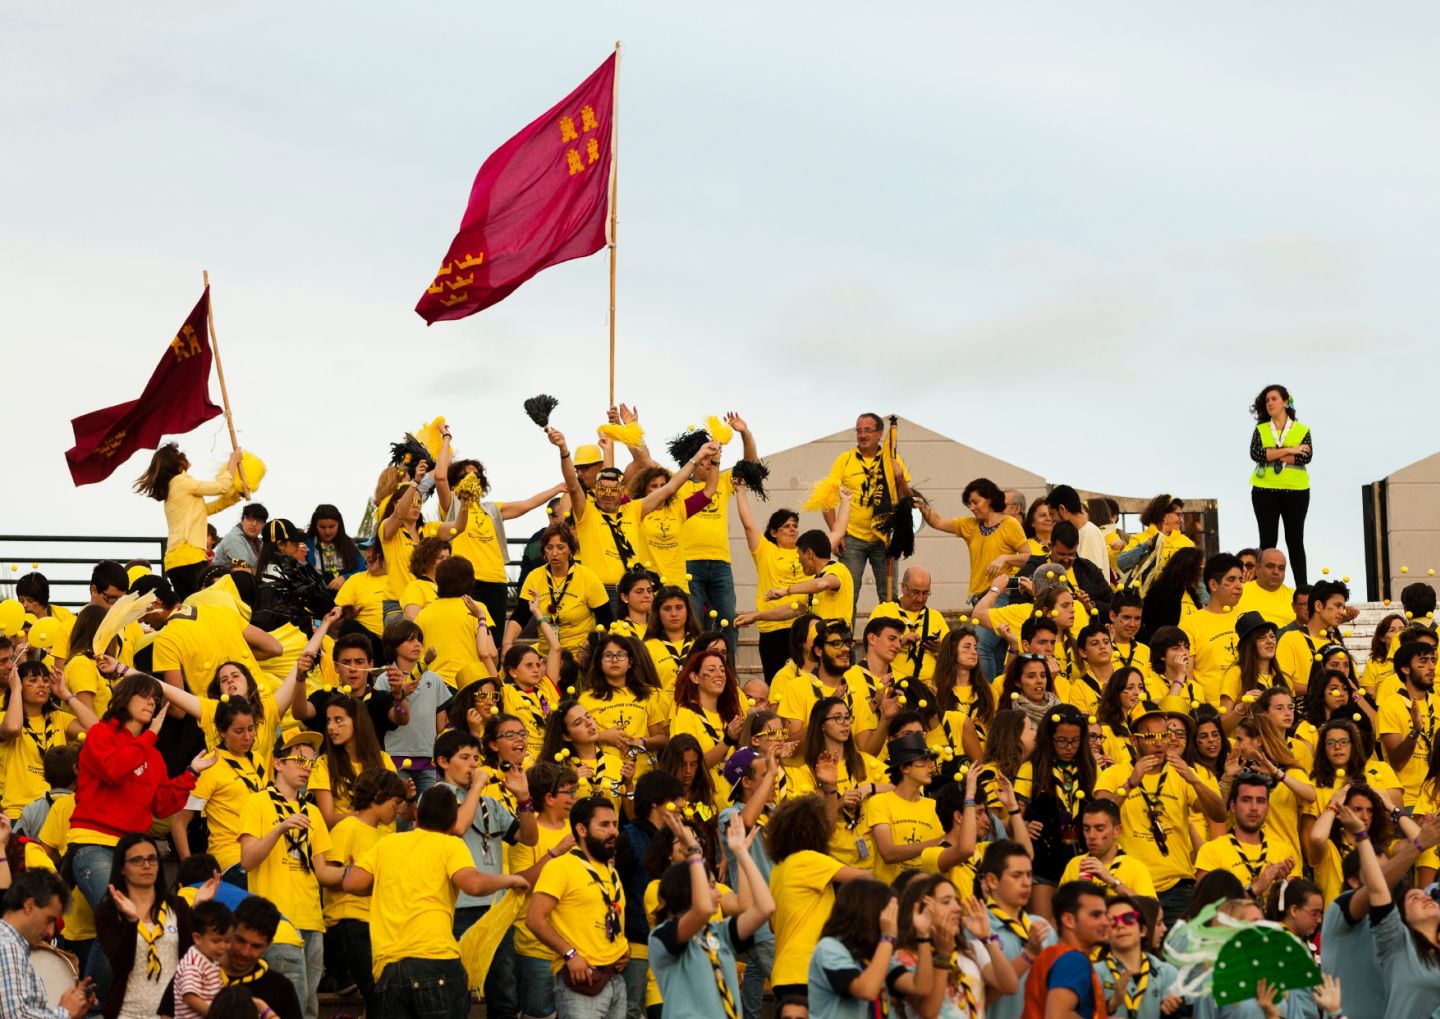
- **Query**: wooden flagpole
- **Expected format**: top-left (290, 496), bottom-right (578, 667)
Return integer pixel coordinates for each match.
top-left (201, 270), bottom-right (249, 496)
top-left (607, 40), bottom-right (622, 407)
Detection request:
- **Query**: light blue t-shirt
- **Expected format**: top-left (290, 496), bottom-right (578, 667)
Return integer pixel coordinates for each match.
top-left (716, 804), bottom-right (774, 945)
top-left (1093, 953), bottom-right (1180, 1019)
top-left (807, 935), bottom-right (903, 1019)
top-left (1371, 901), bottom-right (1440, 1019)
top-left (987, 907), bottom-right (1057, 1019)
top-left (375, 667), bottom-right (451, 758)
top-left (1319, 891), bottom-right (1385, 1019)
top-left (648, 916), bottom-right (750, 1016)
top-left (438, 780), bottom-right (516, 908)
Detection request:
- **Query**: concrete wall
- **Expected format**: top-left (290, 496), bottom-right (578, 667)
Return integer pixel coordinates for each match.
top-left (1382, 450), bottom-right (1440, 603)
top-left (723, 417), bottom-right (1049, 619)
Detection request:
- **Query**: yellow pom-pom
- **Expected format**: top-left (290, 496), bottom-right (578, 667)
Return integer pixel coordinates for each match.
top-left (918, 699), bottom-right (929, 708)
top-left (75, 731), bottom-right (86, 742)
top-left (1223, 605), bottom-right (1232, 613)
top-left (1242, 693), bottom-right (1258, 703)
top-left (1384, 599), bottom-right (1392, 606)
top-left (959, 615), bottom-right (970, 624)
top-left (1049, 610), bottom-right (1058, 618)
top-left (1313, 653), bottom-right (1322, 662)
top-left (220, 694), bottom-right (231, 703)
top-left (790, 602), bottom-right (800, 610)
top-left (1010, 692), bottom-right (1020, 701)
top-left (1088, 715), bottom-right (1098, 724)
top-left (1050, 713), bottom-right (1061, 722)
top-left (665, 802), bottom-right (676, 812)
top-left (1352, 712), bottom-right (1362, 722)
top-left (1430, 569), bottom-right (1437, 577)
top-left (685, 574), bottom-right (693, 582)
top-left (720, 619), bottom-right (730, 628)
top-left (1408, 612), bottom-right (1415, 619)
top-left (1045, 570), bottom-right (1056, 580)
top-left (1343, 629), bottom-right (1352, 637)
top-left (565, 686), bottom-right (576, 695)
top-left (595, 624), bottom-right (605, 632)
top-left (708, 610), bottom-right (718, 618)
top-left (802, 477), bottom-right (843, 513)
top-left (596, 422), bottom-right (645, 448)
top-left (1343, 576), bottom-right (1351, 583)
top-left (402, 758), bottom-right (413, 769)
top-left (1403, 566), bottom-right (1410, 574)
top-left (9, 566), bottom-right (15, 572)
top-left (1322, 567), bottom-right (1330, 575)
top-left (1033, 610), bottom-right (1042, 619)
top-left (555, 748), bottom-right (571, 761)
top-left (30, 563), bottom-right (37, 569)
top-left (704, 415), bottom-right (734, 446)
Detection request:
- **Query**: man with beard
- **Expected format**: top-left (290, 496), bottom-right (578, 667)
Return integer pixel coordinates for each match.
top-left (343, 786), bottom-right (529, 1019)
top-left (528, 796), bottom-right (631, 1019)
top-left (1378, 641), bottom-right (1440, 807)
top-left (1194, 772), bottom-right (1297, 896)
top-left (776, 620), bottom-right (881, 753)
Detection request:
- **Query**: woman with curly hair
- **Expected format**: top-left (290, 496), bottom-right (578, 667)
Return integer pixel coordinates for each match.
top-left (1138, 546), bottom-right (1205, 643)
top-left (400, 536), bottom-right (451, 621)
top-left (1307, 782), bottom-right (1404, 903)
top-left (629, 448), bottom-right (719, 589)
top-left (1310, 716), bottom-right (1402, 811)
top-left (670, 648), bottom-right (745, 794)
top-left (538, 698), bottom-right (634, 809)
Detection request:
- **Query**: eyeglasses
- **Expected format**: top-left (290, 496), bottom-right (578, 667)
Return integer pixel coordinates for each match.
top-left (555, 786), bottom-right (579, 797)
top-left (1110, 911), bottom-right (1140, 927)
top-left (902, 587), bottom-right (931, 598)
top-left (1324, 738), bottom-right (1351, 748)
top-left (601, 651), bottom-right (630, 662)
top-left (756, 728), bottom-right (786, 739)
top-left (824, 638), bottom-right (850, 649)
top-left (280, 755), bottom-right (317, 767)
top-left (125, 854), bottom-right (160, 866)
top-left (825, 713), bottom-right (853, 724)
top-left (594, 485), bottom-right (623, 496)
top-left (497, 729), bottom-right (528, 741)
top-left (1135, 733), bottom-right (1167, 743)
top-left (475, 692), bottom-right (500, 702)
top-left (1053, 736), bottom-right (1082, 749)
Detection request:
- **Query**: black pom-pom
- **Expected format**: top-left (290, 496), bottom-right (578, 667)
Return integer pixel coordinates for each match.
top-left (732, 459), bottom-right (770, 501)
top-left (523, 394), bottom-right (560, 428)
top-left (882, 495), bottom-right (916, 561)
top-left (388, 434), bottom-right (436, 476)
top-left (666, 429), bottom-right (711, 467)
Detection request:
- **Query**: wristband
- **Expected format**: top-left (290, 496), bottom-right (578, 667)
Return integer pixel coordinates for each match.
top-left (878, 935), bottom-right (897, 945)
top-left (260, 1010), bottom-right (275, 1019)
top-left (687, 853), bottom-right (705, 865)
top-left (915, 935), bottom-right (932, 944)
top-left (1019, 950), bottom-right (1034, 964)
top-left (186, 766), bottom-right (200, 778)
top-left (963, 798), bottom-right (976, 808)
top-left (560, 453), bottom-right (571, 460)
top-left (983, 933), bottom-right (1001, 945)
top-left (1414, 837), bottom-right (1425, 852)
top-left (1353, 830), bottom-right (1370, 842)
top-left (517, 799), bottom-right (536, 814)
top-left (563, 948), bottom-right (578, 961)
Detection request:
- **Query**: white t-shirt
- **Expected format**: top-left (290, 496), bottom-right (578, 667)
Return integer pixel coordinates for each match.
top-left (1076, 521), bottom-right (1109, 578)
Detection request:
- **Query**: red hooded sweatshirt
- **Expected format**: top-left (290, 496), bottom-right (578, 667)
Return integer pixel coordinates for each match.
top-left (71, 720), bottom-right (196, 839)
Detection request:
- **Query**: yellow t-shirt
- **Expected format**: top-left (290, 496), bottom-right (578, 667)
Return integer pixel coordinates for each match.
top-left (335, 571), bottom-right (390, 637)
top-left (776, 669), bottom-right (879, 735)
top-left (1308, 762), bottom-right (1402, 818)
top-left (1261, 767), bottom-right (1314, 864)
top-left (238, 791), bottom-right (332, 931)
top-left (824, 450), bottom-right (910, 544)
top-left (1377, 689), bottom-right (1440, 805)
top-left (573, 499), bottom-right (649, 586)
top-left (401, 578), bottom-right (437, 617)
top-left (862, 791), bottom-right (944, 885)
top-left (1057, 851), bottom-right (1157, 898)
top-left (1218, 666), bottom-right (1283, 708)
top-left (1110, 641), bottom-right (1155, 687)
top-left (532, 851), bottom-right (629, 971)
top-left (163, 469), bottom-right (239, 570)
top-left (324, 816), bottom-right (386, 926)
top-left (679, 472), bottom-right (734, 564)
top-left (1275, 629), bottom-right (1328, 691)
top-left (865, 604), bottom-right (950, 684)
top-left (987, 601), bottom-right (1090, 682)
top-left (0, 711), bottom-right (77, 819)
top-left (639, 497), bottom-right (692, 589)
top-left (579, 688), bottom-right (665, 785)
top-left (415, 597), bottom-right (494, 688)
top-left (782, 756), bottom-right (887, 867)
top-left (752, 542), bottom-right (806, 635)
top-left (64, 656), bottom-right (113, 717)
top-left (643, 638), bottom-right (693, 694)
top-left (186, 749), bottom-right (266, 871)
top-left (1179, 609), bottom-right (1238, 707)
top-left (769, 849), bottom-right (845, 986)
top-left (29, 801), bottom-right (96, 941)
top-left (811, 562), bottom-right (855, 628)
top-left (1365, 657), bottom-right (1396, 699)
top-left (950, 516), bottom-right (1029, 597)
top-left (1236, 582), bottom-right (1297, 630)
top-left (448, 500), bottom-right (509, 584)
top-left (308, 751), bottom-right (398, 820)
top-left (519, 565), bottom-right (610, 653)
top-left (379, 522), bottom-right (419, 601)
top-left (504, 679), bottom-right (563, 761)
top-left (198, 696), bottom-right (283, 773)
top-left (511, 823), bottom-right (572, 959)
top-left (670, 707), bottom-right (733, 804)
top-left (1094, 762), bottom-right (1201, 892)
top-left (1195, 832), bottom-right (1300, 884)
top-left (151, 603), bottom-right (264, 698)
top-left (1058, 673), bottom-right (1105, 715)
top-left (357, 828), bottom-right (475, 977)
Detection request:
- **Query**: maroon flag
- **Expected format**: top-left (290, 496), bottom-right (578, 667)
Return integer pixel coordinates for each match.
top-left (65, 288), bottom-right (223, 486)
top-left (416, 53), bottom-right (617, 324)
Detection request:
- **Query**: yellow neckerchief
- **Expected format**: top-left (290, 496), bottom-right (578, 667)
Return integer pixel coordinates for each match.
top-left (987, 900), bottom-right (1030, 943)
top-left (1105, 951), bottom-right (1150, 1013)
top-left (222, 960), bottom-right (269, 986)
top-left (953, 948), bottom-right (979, 1017)
top-left (568, 849), bottom-right (623, 941)
top-left (1228, 831), bottom-right (1270, 885)
top-left (1115, 641), bottom-right (1140, 669)
top-left (22, 710), bottom-right (59, 756)
top-left (137, 901), bottom-right (170, 981)
top-left (812, 671), bottom-right (852, 711)
top-left (1135, 770), bottom-right (1170, 856)
top-left (1051, 761), bottom-right (1082, 819)
top-left (697, 927), bottom-right (740, 1019)
top-left (657, 637), bottom-right (693, 671)
top-left (219, 749), bottom-right (262, 793)
top-left (510, 681), bottom-right (551, 735)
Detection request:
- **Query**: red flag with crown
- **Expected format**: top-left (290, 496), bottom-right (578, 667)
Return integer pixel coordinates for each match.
top-left (65, 288), bottom-right (222, 485)
top-left (416, 53), bottom-right (617, 324)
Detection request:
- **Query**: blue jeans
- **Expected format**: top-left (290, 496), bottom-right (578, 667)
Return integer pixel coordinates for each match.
top-left (687, 560), bottom-right (737, 657)
top-left (71, 845), bottom-right (114, 999)
top-left (452, 910), bottom-right (517, 1019)
top-left (265, 930), bottom-right (324, 1019)
top-left (374, 957), bottom-right (470, 1019)
top-left (840, 535), bottom-right (891, 612)
top-left (622, 956), bottom-right (648, 1019)
top-left (517, 954), bottom-right (557, 1018)
top-left (740, 937), bottom-right (774, 1019)
top-left (331, 919), bottom-right (376, 1015)
top-left (977, 591), bottom-right (1009, 680)
top-left (554, 971), bottom-right (626, 1019)
top-left (397, 766), bottom-right (437, 831)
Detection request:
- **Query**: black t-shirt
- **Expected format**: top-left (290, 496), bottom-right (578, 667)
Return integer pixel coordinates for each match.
top-left (305, 688), bottom-right (397, 739)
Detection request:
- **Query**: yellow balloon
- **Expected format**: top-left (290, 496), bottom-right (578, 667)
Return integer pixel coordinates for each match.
top-left (0, 600), bottom-right (23, 636)
top-left (28, 617), bottom-right (61, 650)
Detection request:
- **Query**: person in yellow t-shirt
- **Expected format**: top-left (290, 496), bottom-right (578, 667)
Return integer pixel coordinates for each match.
top-left (324, 768), bottom-right (407, 1016)
top-left (549, 427), bottom-right (653, 591)
top-left (334, 545), bottom-right (391, 641)
top-left (629, 446), bottom-right (720, 588)
top-left (343, 785), bottom-right (527, 1015)
top-left (1194, 772), bottom-right (1300, 893)
top-left (308, 696), bottom-right (401, 830)
top-left (1377, 641), bottom-right (1440, 807)
top-left (864, 733), bottom-right (969, 885)
top-left (509, 762), bottom-right (579, 1019)
top-left (766, 520), bottom-right (855, 629)
top-left (1306, 717), bottom-right (1404, 812)
top-left (172, 697), bottom-right (266, 878)
top-left (1107, 590), bottom-right (1157, 692)
top-left (784, 697), bottom-right (888, 866)
top-left (732, 485), bottom-right (811, 681)
top-left (577, 633), bottom-right (669, 786)
top-left (413, 556), bottom-right (497, 687)
top-left (1178, 554), bottom-right (1245, 706)
top-left (1361, 613), bottom-right (1409, 697)
top-left (400, 536), bottom-right (449, 621)
top-left (1274, 579), bottom-right (1348, 695)
top-left (865, 568), bottom-right (950, 686)
top-left (679, 412), bottom-right (758, 659)
top-left (377, 471), bottom-right (462, 606)
top-left (917, 478), bottom-right (1030, 598)
top-left (0, 661), bottom-right (88, 819)
top-left (765, 794), bottom-right (868, 995)
top-left (133, 444), bottom-right (243, 598)
top-left (821, 414), bottom-right (911, 608)
top-left (526, 797), bottom-right (630, 1014)
top-left (642, 585), bottom-right (701, 695)
top-left (1235, 549), bottom-right (1296, 629)
top-left (434, 426), bottom-right (566, 628)
top-left (237, 729), bottom-right (344, 1019)
top-left (1057, 799), bottom-right (1156, 898)
top-left (1218, 612), bottom-right (1284, 727)
top-left (499, 628), bottom-right (565, 761)
top-left (139, 576), bottom-right (282, 698)
top-left (776, 621), bottom-right (881, 751)
top-left (1229, 715), bottom-right (1315, 864)
top-left (506, 524), bottom-right (611, 655)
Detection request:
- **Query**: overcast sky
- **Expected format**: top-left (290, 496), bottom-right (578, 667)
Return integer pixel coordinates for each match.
top-left (4, 3), bottom-right (1437, 595)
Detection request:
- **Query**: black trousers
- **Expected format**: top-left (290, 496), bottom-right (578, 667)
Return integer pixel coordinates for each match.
top-left (1252, 487), bottom-right (1310, 586)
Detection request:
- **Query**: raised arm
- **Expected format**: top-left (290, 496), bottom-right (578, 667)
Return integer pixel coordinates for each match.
top-left (501, 483), bottom-right (568, 520)
top-left (723, 813), bottom-right (775, 941)
top-left (734, 484), bottom-right (761, 552)
top-left (276, 608), bottom-right (341, 718)
top-left (158, 683), bottom-right (204, 720)
top-left (547, 428), bottom-right (587, 523)
top-left (380, 484), bottom-right (419, 542)
top-left (641, 442), bottom-right (718, 516)
top-left (435, 427), bottom-right (456, 514)
top-left (826, 487), bottom-right (852, 550)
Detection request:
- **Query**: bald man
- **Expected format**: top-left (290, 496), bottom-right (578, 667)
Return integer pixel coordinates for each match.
top-left (1235, 549), bottom-right (1295, 629)
top-left (864, 566), bottom-right (949, 684)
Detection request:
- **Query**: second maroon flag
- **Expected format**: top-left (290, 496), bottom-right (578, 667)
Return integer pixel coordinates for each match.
top-left (416, 53), bottom-right (617, 324)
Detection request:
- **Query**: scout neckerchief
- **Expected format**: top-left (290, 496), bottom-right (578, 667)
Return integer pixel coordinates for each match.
top-left (1413, 689), bottom-right (1438, 756)
top-left (1072, 671), bottom-right (1103, 708)
top-left (220, 749), bottom-right (263, 793)
top-left (222, 960), bottom-right (269, 986)
top-left (569, 850), bottom-right (623, 941)
top-left (900, 606), bottom-right (932, 674)
top-left (987, 901), bottom-right (1031, 944)
top-left (1106, 952), bottom-right (1150, 1015)
top-left (657, 638), bottom-right (692, 672)
top-left (856, 665), bottom-right (885, 707)
top-left (852, 451), bottom-right (886, 513)
top-left (543, 567), bottom-right (574, 617)
top-left (698, 927), bottom-right (740, 1019)
top-left (1050, 761), bottom-right (1083, 824)
top-left (511, 682), bottom-right (551, 738)
top-left (693, 709), bottom-right (726, 751)
top-left (1115, 642), bottom-right (1138, 670)
top-left (1136, 770), bottom-right (1170, 856)
top-left (137, 901), bottom-right (169, 981)
top-left (23, 712), bottom-right (58, 756)
top-left (953, 949), bottom-right (979, 1018)
top-left (1228, 831), bottom-right (1270, 886)
top-left (268, 785), bottom-right (313, 873)
top-left (579, 754), bottom-right (621, 799)
top-left (812, 673), bottom-right (853, 713)
top-left (595, 506), bottom-right (639, 569)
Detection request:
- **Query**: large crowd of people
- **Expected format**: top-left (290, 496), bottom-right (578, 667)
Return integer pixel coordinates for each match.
top-left (0, 385), bottom-right (1431, 1019)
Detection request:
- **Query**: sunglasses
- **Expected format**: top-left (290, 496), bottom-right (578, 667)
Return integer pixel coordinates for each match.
top-left (1110, 911), bottom-right (1140, 927)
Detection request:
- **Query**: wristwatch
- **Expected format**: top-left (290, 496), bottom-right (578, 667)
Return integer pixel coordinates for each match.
top-left (563, 948), bottom-right (578, 961)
